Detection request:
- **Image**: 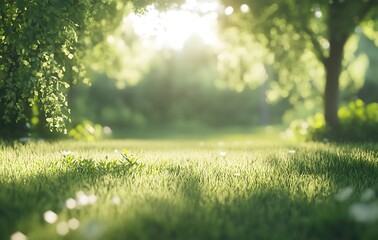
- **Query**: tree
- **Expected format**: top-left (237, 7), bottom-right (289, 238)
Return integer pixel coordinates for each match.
top-left (221, 0), bottom-right (378, 135)
top-left (0, 0), bottom-right (126, 138)
top-left (0, 0), bottom-right (184, 139)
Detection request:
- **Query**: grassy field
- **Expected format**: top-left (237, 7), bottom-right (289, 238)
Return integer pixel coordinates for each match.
top-left (1, 131), bottom-right (377, 240)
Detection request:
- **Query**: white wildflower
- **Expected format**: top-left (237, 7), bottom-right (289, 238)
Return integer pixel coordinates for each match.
top-left (10, 231), bottom-right (27, 240)
top-left (66, 198), bottom-right (77, 209)
top-left (61, 151), bottom-right (73, 157)
top-left (44, 210), bottom-right (58, 224)
top-left (68, 218), bottom-right (80, 230)
top-left (219, 151), bottom-right (226, 157)
top-left (56, 221), bottom-right (69, 236)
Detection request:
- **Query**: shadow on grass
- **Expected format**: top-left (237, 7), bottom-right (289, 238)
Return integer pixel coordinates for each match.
top-left (289, 144), bottom-right (378, 189)
top-left (0, 168), bottom-right (130, 238)
top-left (104, 163), bottom-right (377, 240)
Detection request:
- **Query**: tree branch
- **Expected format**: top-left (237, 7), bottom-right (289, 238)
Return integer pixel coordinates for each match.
top-left (303, 26), bottom-right (327, 67)
top-left (358, 0), bottom-right (377, 22)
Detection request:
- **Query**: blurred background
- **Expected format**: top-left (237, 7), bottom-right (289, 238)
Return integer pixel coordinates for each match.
top-left (66, 1), bottom-right (377, 140)
top-left (3, 0), bottom-right (376, 141)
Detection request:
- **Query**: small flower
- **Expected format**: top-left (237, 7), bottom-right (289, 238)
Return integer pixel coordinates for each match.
top-left (56, 221), bottom-right (69, 236)
top-left (66, 198), bottom-right (77, 209)
top-left (61, 151), bottom-right (73, 157)
top-left (219, 151), bottom-right (226, 157)
top-left (10, 231), bottom-right (27, 240)
top-left (76, 191), bottom-right (89, 206)
top-left (287, 149), bottom-right (296, 154)
top-left (44, 210), bottom-right (58, 224)
top-left (103, 126), bottom-right (112, 136)
top-left (233, 173), bottom-right (241, 177)
top-left (68, 218), bottom-right (80, 230)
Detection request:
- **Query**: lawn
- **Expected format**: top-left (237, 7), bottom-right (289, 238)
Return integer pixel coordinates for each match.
top-left (1, 131), bottom-right (377, 240)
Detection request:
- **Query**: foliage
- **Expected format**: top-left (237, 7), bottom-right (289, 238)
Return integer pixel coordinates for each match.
top-left (216, 27), bottom-right (270, 92)
top-left (118, 149), bottom-right (140, 165)
top-left (62, 148), bottom-right (142, 174)
top-left (0, 0), bottom-right (130, 136)
top-left (83, 10), bottom-right (153, 89)
top-left (68, 121), bottom-right (112, 141)
top-left (221, 0), bottom-right (377, 75)
top-left (356, 34), bottom-right (378, 103)
top-left (219, 0), bottom-right (378, 131)
top-left (338, 100), bottom-right (378, 141)
top-left (1, 138), bottom-right (378, 239)
top-left (289, 99), bottom-right (378, 142)
top-left (70, 41), bottom-right (289, 131)
top-left (69, 73), bottom-right (148, 130)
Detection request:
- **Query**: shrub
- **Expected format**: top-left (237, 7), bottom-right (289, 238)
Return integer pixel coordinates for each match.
top-left (68, 121), bottom-right (112, 141)
top-left (289, 100), bottom-right (378, 142)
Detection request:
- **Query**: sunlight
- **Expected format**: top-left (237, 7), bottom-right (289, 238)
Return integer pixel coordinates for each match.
top-left (128, 0), bottom-right (220, 50)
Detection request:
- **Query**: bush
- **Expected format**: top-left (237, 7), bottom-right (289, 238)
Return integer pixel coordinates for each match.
top-left (288, 100), bottom-right (378, 142)
top-left (68, 121), bottom-right (112, 141)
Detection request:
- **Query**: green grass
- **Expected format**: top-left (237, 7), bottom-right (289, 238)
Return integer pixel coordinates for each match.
top-left (1, 133), bottom-right (377, 240)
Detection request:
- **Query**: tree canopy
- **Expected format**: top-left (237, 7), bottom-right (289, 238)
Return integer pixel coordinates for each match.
top-left (0, 0), bottom-right (184, 138)
top-left (220, 0), bottom-right (378, 135)
top-left (0, 0), bottom-right (125, 137)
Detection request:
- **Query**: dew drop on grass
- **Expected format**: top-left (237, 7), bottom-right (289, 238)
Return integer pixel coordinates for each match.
top-left (44, 210), bottom-right (58, 224)
top-left (68, 218), bottom-right (80, 230)
top-left (10, 231), bottom-right (27, 240)
top-left (56, 221), bottom-right (69, 236)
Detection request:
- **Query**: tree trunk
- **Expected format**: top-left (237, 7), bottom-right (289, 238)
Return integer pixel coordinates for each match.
top-left (324, 36), bottom-right (346, 134)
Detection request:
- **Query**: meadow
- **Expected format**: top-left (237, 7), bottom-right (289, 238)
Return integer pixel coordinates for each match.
top-left (1, 130), bottom-right (377, 240)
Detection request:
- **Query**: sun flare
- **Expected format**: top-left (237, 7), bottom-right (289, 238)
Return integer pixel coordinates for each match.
top-left (128, 0), bottom-right (221, 50)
